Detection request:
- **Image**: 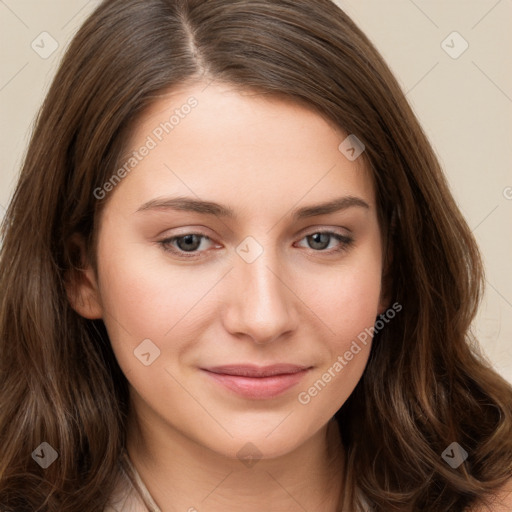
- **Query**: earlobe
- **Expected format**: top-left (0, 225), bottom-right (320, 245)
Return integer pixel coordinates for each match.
top-left (64, 234), bottom-right (103, 319)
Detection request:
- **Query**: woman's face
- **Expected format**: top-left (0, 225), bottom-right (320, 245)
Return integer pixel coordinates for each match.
top-left (81, 82), bottom-right (387, 459)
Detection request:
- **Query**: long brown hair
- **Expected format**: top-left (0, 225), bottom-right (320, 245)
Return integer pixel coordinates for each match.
top-left (1, 0), bottom-right (511, 510)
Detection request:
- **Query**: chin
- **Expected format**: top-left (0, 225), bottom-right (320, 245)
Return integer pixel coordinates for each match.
top-left (194, 414), bottom-right (324, 464)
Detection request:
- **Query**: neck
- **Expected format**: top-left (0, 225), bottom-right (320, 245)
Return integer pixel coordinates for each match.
top-left (126, 401), bottom-right (345, 512)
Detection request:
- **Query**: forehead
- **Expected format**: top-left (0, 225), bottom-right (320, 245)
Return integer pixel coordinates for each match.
top-left (109, 82), bottom-right (376, 217)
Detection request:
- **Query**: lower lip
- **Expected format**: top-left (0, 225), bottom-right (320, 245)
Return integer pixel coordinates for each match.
top-left (203, 370), bottom-right (309, 400)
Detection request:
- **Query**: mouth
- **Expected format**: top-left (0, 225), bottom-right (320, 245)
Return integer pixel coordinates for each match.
top-left (201, 364), bottom-right (312, 400)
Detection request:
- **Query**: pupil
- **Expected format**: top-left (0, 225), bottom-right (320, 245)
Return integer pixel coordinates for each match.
top-left (179, 235), bottom-right (200, 252)
top-left (310, 233), bottom-right (329, 250)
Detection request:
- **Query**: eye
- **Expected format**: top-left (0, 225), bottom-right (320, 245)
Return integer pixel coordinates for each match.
top-left (296, 231), bottom-right (354, 254)
top-left (159, 233), bottom-right (215, 258)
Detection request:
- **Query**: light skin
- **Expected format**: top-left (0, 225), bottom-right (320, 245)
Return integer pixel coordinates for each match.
top-left (70, 81), bottom-right (390, 511)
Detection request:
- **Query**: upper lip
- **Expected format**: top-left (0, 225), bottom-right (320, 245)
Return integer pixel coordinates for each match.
top-left (203, 364), bottom-right (311, 377)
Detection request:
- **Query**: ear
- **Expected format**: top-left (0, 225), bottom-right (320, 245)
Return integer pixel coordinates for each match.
top-left (64, 233), bottom-right (103, 319)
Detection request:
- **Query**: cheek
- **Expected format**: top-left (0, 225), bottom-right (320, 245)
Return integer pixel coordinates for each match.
top-left (292, 248), bottom-right (382, 414)
top-left (329, 266), bottom-right (380, 322)
top-left (302, 245), bottom-right (383, 351)
top-left (94, 233), bottom-right (237, 396)
top-left (94, 235), bottom-right (199, 370)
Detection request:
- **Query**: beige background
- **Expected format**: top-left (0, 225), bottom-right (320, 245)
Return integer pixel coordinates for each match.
top-left (1, 1), bottom-right (511, 382)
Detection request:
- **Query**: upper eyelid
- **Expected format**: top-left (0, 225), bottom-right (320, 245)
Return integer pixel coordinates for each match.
top-left (160, 224), bottom-right (352, 239)
top-left (161, 227), bottom-right (350, 242)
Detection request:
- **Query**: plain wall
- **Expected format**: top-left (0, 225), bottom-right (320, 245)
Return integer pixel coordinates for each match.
top-left (0, 0), bottom-right (511, 382)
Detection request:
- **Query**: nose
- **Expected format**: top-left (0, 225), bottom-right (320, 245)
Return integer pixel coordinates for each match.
top-left (222, 244), bottom-right (298, 345)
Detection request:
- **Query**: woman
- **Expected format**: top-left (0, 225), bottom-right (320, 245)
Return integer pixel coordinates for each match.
top-left (0, 0), bottom-right (511, 510)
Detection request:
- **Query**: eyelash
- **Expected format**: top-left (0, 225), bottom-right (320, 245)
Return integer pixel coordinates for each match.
top-left (158, 230), bottom-right (354, 259)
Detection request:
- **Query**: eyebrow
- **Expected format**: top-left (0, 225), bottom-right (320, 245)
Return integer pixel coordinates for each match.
top-left (136, 195), bottom-right (370, 220)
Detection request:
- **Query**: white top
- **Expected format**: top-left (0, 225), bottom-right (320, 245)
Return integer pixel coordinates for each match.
top-left (104, 450), bottom-right (161, 512)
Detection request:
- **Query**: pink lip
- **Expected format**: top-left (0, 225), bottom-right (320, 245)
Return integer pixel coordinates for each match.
top-left (202, 364), bottom-right (311, 400)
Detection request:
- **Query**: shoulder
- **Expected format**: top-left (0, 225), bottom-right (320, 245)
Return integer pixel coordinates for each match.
top-left (466, 478), bottom-right (512, 512)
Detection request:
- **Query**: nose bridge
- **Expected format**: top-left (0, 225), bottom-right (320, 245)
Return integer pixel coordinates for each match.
top-left (226, 235), bottom-right (296, 343)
